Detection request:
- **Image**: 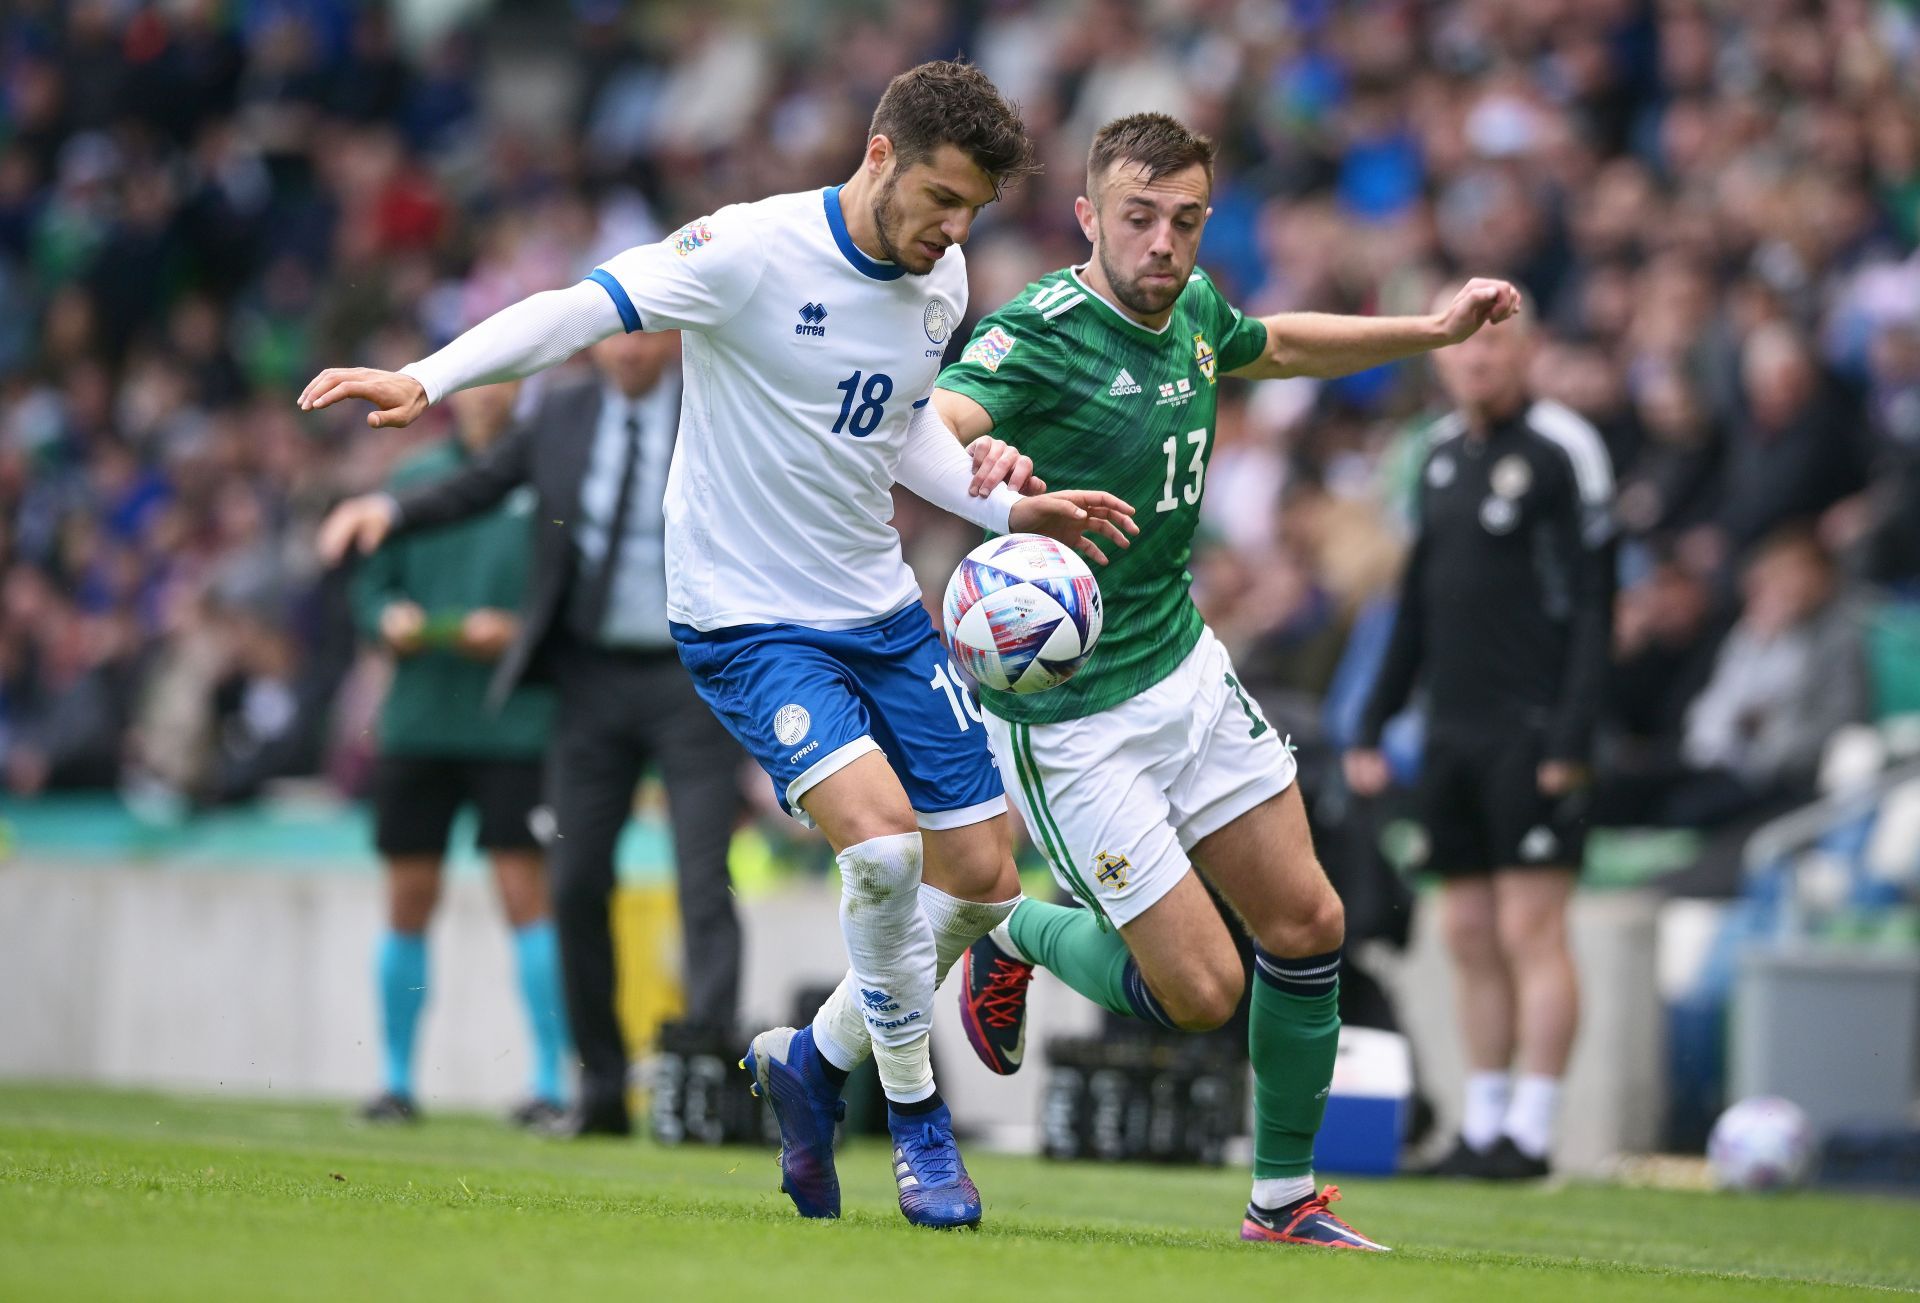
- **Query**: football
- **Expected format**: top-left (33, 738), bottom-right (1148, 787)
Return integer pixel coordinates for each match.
top-left (1707, 1096), bottom-right (1816, 1192)
top-left (943, 534), bottom-right (1103, 695)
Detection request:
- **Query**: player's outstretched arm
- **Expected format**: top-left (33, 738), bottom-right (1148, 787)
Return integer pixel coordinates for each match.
top-left (298, 281), bottom-right (625, 428)
top-left (1228, 277), bottom-right (1522, 381)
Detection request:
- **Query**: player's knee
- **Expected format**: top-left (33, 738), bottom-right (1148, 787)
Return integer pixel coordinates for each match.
top-left (1496, 900), bottom-right (1569, 967)
top-left (1443, 899), bottom-right (1501, 961)
top-left (1165, 966), bottom-right (1244, 1032)
top-left (1250, 880), bottom-right (1344, 958)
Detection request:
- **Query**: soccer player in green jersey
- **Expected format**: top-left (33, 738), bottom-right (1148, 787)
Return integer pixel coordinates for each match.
top-left (936, 114), bottom-right (1521, 1249)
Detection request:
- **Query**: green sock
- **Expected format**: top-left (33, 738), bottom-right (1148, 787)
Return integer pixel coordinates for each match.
top-left (1007, 900), bottom-right (1133, 1017)
top-left (1007, 900), bottom-right (1180, 1028)
top-left (1249, 948), bottom-right (1342, 1179)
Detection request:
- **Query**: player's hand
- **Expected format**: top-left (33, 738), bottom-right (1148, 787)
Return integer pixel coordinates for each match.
top-left (317, 494), bottom-right (399, 564)
top-left (458, 608), bottom-right (519, 661)
top-left (1434, 277), bottom-right (1523, 345)
top-left (967, 436), bottom-right (1046, 497)
top-left (1343, 748), bottom-right (1391, 797)
top-left (1537, 760), bottom-right (1589, 796)
top-left (380, 601), bottom-right (428, 656)
top-left (298, 367), bottom-right (429, 429)
top-left (1008, 490), bottom-right (1137, 565)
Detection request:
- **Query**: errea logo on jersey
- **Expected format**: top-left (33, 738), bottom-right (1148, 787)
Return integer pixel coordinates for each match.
top-left (796, 303), bottom-right (827, 337)
top-left (1108, 368), bottom-right (1141, 396)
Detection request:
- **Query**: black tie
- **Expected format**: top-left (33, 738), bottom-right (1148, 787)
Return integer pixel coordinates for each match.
top-left (580, 409), bottom-right (643, 643)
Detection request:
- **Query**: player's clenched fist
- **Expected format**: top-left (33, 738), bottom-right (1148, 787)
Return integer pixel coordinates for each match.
top-left (298, 367), bottom-right (430, 429)
top-left (1434, 277), bottom-right (1523, 344)
top-left (1008, 489), bottom-right (1138, 566)
top-left (317, 493), bottom-right (399, 564)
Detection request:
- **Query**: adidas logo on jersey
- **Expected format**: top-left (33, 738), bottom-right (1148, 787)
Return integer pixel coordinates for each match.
top-left (1108, 368), bottom-right (1142, 396)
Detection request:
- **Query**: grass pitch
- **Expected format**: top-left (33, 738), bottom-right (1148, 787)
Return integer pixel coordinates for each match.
top-left (2, 1084), bottom-right (1915, 1301)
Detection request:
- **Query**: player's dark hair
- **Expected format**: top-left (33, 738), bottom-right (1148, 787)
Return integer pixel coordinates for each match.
top-left (870, 60), bottom-right (1037, 188)
top-left (1087, 113), bottom-right (1216, 197)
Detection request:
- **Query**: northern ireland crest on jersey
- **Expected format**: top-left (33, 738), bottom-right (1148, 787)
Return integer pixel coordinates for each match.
top-left (1193, 331), bottom-right (1217, 383)
top-left (671, 220), bottom-right (715, 257)
top-left (961, 326), bottom-right (1016, 373)
top-left (1093, 850), bottom-right (1131, 892)
top-left (923, 299), bottom-right (952, 344)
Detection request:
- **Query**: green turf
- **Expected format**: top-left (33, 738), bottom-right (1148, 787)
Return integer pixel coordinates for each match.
top-left (2, 1084), bottom-right (1915, 1301)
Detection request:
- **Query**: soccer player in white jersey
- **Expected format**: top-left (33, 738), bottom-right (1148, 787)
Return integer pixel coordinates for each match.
top-left (301, 62), bottom-right (1135, 1230)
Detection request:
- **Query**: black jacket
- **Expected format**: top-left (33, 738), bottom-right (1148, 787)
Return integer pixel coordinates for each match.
top-left (386, 380), bottom-right (615, 711)
top-left (1360, 399), bottom-right (1617, 763)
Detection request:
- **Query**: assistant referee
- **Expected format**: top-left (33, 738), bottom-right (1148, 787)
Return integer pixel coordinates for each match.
top-left (1344, 295), bottom-right (1613, 1180)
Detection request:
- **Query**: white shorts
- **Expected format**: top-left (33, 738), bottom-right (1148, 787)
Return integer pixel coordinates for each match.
top-left (983, 626), bottom-right (1297, 929)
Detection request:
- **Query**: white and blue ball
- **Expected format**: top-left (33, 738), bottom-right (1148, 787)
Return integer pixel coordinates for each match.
top-left (943, 534), bottom-right (1102, 695)
top-left (1708, 1096), bottom-right (1815, 1192)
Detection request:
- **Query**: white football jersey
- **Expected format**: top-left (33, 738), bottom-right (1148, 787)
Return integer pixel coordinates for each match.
top-left (587, 186), bottom-right (969, 633)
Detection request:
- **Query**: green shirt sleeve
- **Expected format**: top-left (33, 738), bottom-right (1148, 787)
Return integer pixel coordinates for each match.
top-left (1197, 270), bottom-right (1269, 374)
top-left (935, 303), bottom-right (1060, 428)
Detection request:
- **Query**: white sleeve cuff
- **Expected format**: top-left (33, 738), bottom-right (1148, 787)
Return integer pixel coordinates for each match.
top-left (895, 401), bottom-right (1023, 533)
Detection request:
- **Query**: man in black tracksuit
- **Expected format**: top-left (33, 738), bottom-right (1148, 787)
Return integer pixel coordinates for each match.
top-left (1345, 304), bottom-right (1613, 1180)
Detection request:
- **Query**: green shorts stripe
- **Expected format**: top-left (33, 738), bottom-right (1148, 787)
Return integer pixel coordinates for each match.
top-left (1014, 722), bottom-right (1105, 918)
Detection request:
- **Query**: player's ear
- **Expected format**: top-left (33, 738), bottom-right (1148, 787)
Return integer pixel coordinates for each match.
top-left (865, 134), bottom-right (894, 177)
top-left (1073, 195), bottom-right (1097, 243)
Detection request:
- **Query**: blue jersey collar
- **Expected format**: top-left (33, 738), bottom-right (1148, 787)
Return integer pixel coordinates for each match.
top-left (823, 186), bottom-right (904, 281)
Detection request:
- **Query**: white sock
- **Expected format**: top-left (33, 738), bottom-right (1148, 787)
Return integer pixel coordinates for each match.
top-left (832, 832), bottom-right (936, 1103)
top-left (811, 885), bottom-right (1023, 1072)
top-left (920, 884), bottom-right (1022, 985)
top-left (810, 980), bottom-right (869, 1074)
top-left (988, 911), bottom-right (1030, 964)
top-left (1461, 1070), bottom-right (1512, 1152)
top-left (1250, 1174), bottom-right (1317, 1210)
top-left (1503, 1073), bottom-right (1561, 1160)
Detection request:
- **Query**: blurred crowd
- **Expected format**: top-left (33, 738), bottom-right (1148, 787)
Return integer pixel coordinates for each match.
top-left (2, 0), bottom-right (1918, 842)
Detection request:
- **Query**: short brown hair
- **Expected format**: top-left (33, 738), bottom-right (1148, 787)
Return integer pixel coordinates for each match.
top-left (1088, 113), bottom-right (1216, 196)
top-left (870, 60), bottom-right (1037, 189)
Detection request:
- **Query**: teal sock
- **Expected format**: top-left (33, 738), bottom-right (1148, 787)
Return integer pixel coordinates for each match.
top-left (377, 930), bottom-right (429, 1099)
top-left (512, 920), bottom-right (569, 1106)
top-left (1006, 900), bottom-right (1177, 1029)
top-left (1249, 948), bottom-right (1342, 1179)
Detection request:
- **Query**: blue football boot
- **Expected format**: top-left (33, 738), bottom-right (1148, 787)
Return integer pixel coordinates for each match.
top-left (1240, 1185), bottom-right (1390, 1251)
top-left (742, 1025), bottom-right (845, 1219)
top-left (888, 1101), bottom-right (982, 1229)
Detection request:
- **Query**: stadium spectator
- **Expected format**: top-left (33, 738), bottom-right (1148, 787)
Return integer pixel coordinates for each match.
top-left (319, 330), bottom-right (747, 1139)
top-left (1592, 529), bottom-right (1869, 858)
top-left (1345, 296), bottom-right (1614, 1182)
top-left (348, 379), bottom-right (568, 1130)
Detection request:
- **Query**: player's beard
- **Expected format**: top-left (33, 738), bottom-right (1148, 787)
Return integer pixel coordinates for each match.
top-left (1095, 226), bottom-right (1187, 318)
top-left (871, 174), bottom-right (936, 277)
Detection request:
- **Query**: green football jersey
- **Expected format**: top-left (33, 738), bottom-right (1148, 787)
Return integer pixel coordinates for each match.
top-left (938, 265), bottom-right (1268, 724)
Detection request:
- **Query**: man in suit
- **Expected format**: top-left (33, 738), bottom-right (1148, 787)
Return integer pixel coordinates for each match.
top-left (321, 330), bottom-right (746, 1136)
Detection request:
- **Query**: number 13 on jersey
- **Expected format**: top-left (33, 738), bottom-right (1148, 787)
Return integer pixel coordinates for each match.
top-left (1157, 427), bottom-right (1208, 513)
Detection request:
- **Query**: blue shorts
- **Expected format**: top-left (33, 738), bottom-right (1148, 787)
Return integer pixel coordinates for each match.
top-left (672, 603), bottom-right (1006, 830)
